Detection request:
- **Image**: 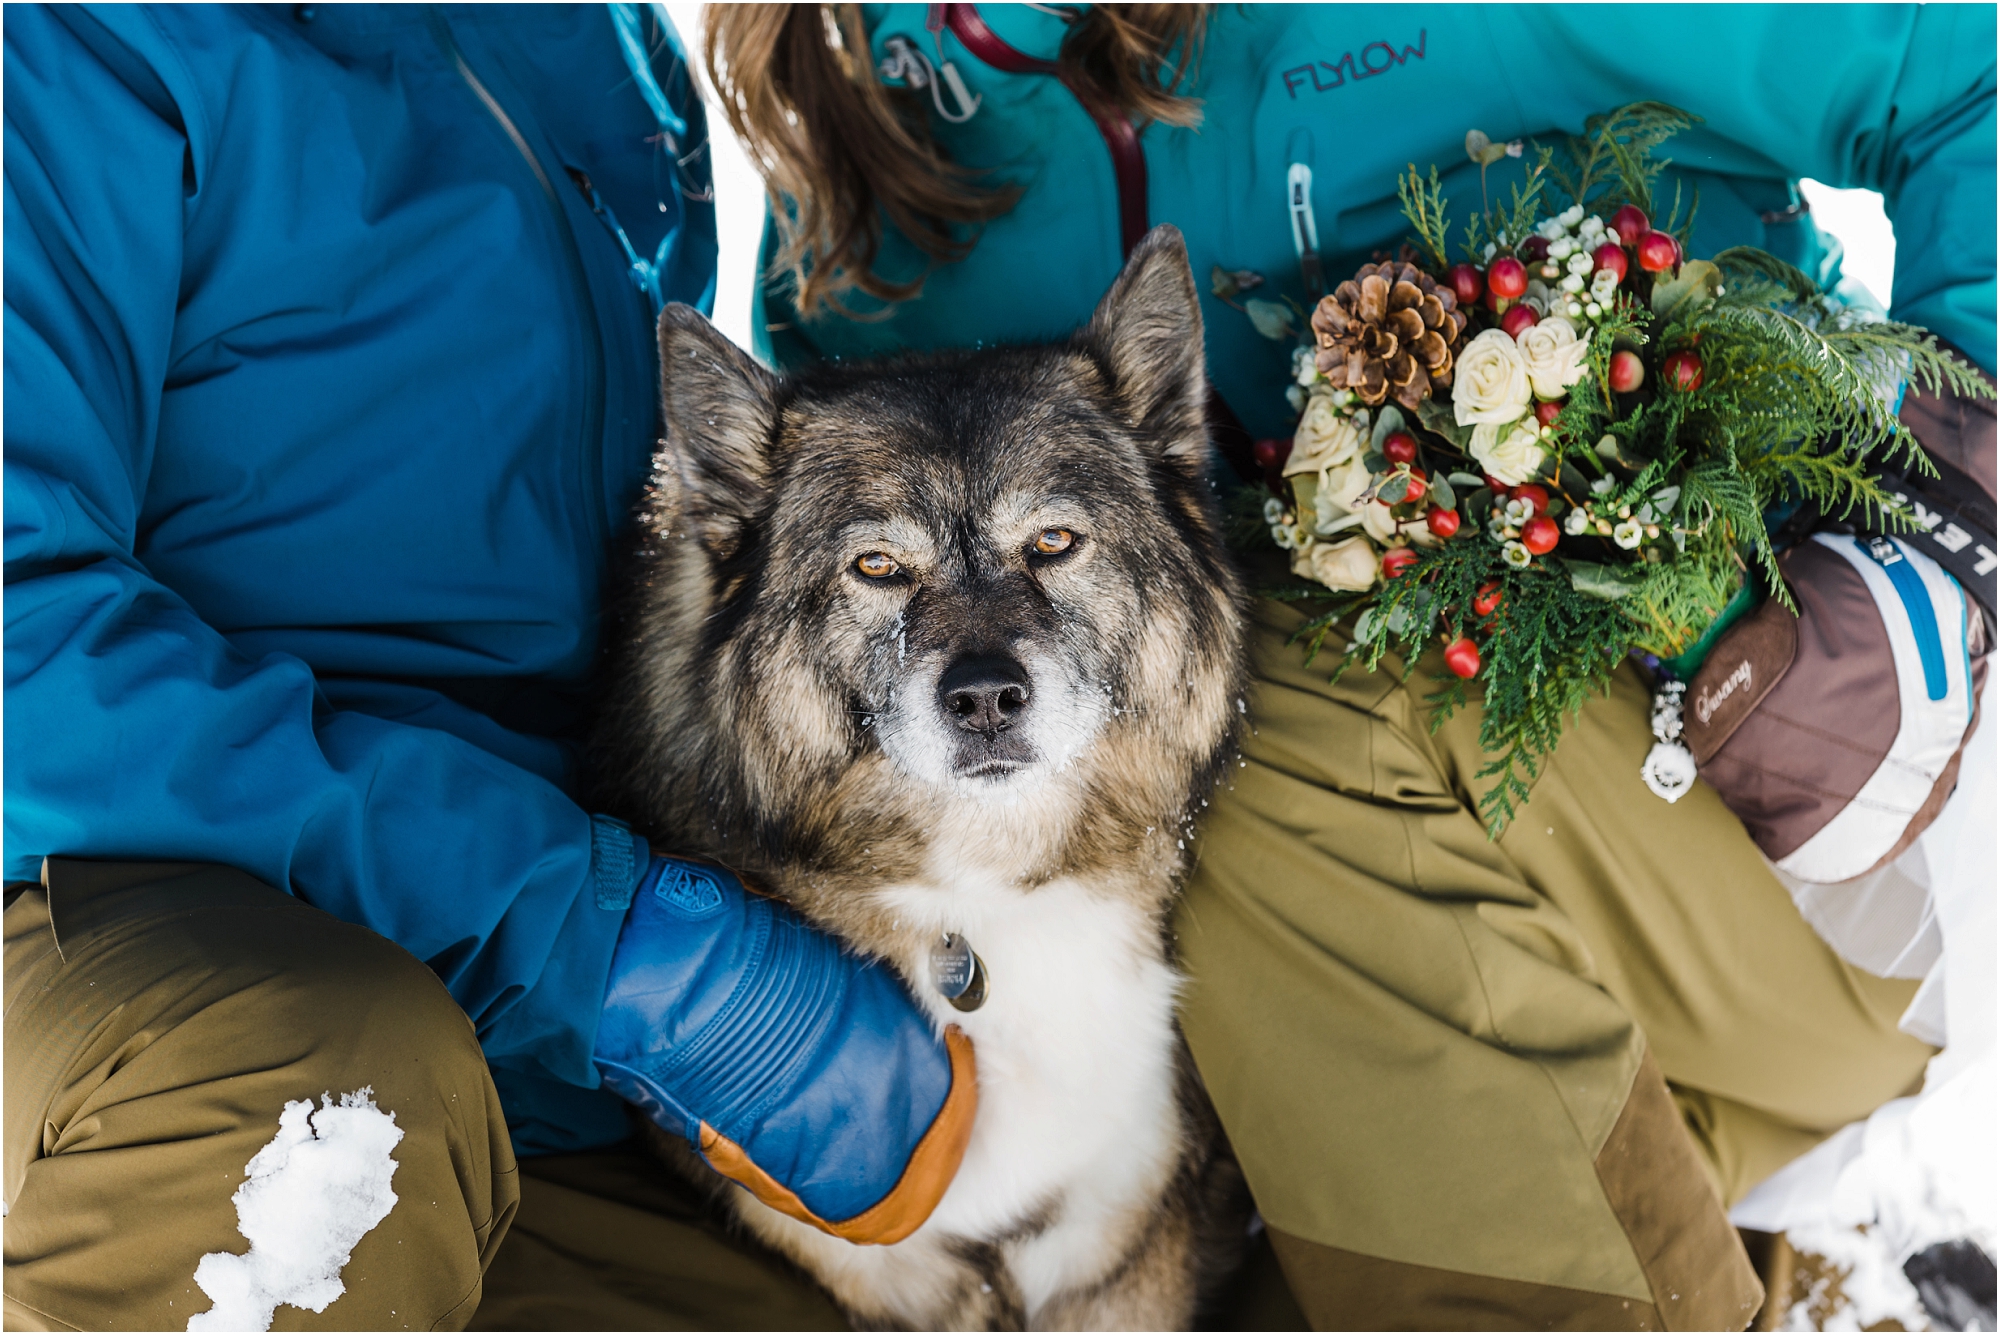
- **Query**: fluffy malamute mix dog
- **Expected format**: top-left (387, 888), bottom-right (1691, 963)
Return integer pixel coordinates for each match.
top-left (596, 226), bottom-right (1250, 1329)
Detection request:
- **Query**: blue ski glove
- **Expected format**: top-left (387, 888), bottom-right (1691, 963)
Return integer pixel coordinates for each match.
top-left (594, 856), bottom-right (976, 1245)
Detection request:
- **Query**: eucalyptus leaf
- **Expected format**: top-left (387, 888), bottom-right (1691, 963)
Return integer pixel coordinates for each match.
top-left (1465, 486), bottom-right (1496, 525)
top-left (1430, 475), bottom-right (1457, 512)
top-left (1353, 607), bottom-right (1383, 642)
top-left (1370, 404), bottom-right (1407, 451)
top-left (1362, 450), bottom-right (1388, 473)
top-left (1566, 560), bottom-right (1647, 601)
top-left (1289, 472), bottom-right (1319, 517)
top-left (1559, 463), bottom-right (1591, 496)
top-left (1386, 602), bottom-right (1413, 634)
top-left (1245, 298), bottom-right (1295, 341)
top-left (1415, 397), bottom-right (1473, 449)
top-left (1649, 259), bottom-right (1725, 321)
top-left (1377, 474), bottom-right (1412, 505)
top-left (1448, 471), bottom-right (1486, 490)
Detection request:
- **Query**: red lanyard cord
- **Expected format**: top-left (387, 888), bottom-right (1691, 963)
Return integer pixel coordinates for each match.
top-left (927, 4), bottom-right (1261, 482)
top-left (937, 3), bottom-right (1149, 258)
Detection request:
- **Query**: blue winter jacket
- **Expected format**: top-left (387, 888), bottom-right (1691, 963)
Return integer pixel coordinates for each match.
top-left (4, 3), bottom-right (714, 1153)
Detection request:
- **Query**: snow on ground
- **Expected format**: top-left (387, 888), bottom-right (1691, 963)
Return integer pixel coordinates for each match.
top-left (187, 1089), bottom-right (403, 1333)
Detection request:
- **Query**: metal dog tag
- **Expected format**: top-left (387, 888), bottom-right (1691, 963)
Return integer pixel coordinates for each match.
top-left (930, 933), bottom-right (988, 1013)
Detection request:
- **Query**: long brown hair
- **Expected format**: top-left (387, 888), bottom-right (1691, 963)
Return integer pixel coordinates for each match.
top-left (704, 5), bottom-right (1210, 319)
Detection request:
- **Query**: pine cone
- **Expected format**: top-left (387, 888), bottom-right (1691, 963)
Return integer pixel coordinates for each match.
top-left (1311, 262), bottom-right (1470, 411)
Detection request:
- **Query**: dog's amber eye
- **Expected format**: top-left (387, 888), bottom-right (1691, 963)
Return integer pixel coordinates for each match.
top-left (855, 552), bottom-right (899, 579)
top-left (1032, 529), bottom-right (1074, 556)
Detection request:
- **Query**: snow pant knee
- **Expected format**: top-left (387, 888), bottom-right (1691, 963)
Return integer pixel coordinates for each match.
top-left (1176, 598), bottom-right (1930, 1331)
top-left (3, 859), bottom-right (518, 1332)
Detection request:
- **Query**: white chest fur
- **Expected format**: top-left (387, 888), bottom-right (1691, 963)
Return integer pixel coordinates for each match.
top-left (740, 864), bottom-right (1186, 1323)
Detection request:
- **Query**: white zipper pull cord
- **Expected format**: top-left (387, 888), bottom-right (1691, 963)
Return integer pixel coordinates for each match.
top-left (880, 34), bottom-right (982, 124)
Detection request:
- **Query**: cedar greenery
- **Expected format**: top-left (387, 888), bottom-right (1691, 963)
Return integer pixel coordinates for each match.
top-left (1272, 104), bottom-right (1992, 834)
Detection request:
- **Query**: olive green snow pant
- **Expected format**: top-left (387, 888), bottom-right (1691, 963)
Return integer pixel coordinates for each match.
top-left (1, 861), bottom-right (841, 1332)
top-left (1173, 596), bottom-right (1934, 1331)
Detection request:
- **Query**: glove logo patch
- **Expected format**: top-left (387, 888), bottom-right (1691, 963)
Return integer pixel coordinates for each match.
top-left (654, 863), bottom-right (727, 917)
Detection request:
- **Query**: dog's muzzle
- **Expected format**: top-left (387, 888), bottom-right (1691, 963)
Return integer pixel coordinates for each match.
top-left (937, 652), bottom-right (1036, 776)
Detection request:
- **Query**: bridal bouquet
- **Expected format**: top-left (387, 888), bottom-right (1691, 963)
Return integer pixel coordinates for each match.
top-left (1243, 104), bottom-right (1989, 831)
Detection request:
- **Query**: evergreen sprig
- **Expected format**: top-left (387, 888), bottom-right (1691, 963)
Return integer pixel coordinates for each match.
top-left (1548, 103), bottom-right (1701, 217)
top-left (1397, 164), bottom-right (1453, 271)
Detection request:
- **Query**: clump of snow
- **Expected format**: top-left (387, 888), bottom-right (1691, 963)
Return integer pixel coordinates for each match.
top-left (187, 1088), bottom-right (403, 1333)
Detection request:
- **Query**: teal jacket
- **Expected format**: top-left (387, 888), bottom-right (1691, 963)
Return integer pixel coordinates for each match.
top-left (758, 3), bottom-right (1996, 436)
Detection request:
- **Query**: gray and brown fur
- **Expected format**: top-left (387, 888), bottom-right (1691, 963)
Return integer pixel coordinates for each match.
top-left (594, 226), bottom-right (1251, 1329)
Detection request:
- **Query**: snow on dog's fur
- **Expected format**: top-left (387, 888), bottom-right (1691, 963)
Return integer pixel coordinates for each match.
top-left (594, 227), bottom-right (1250, 1329)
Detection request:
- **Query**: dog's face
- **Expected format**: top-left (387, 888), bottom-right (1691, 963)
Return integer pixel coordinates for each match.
top-left (616, 228), bottom-right (1242, 878)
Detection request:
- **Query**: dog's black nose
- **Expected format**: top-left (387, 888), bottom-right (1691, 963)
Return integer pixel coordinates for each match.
top-left (938, 654), bottom-right (1032, 739)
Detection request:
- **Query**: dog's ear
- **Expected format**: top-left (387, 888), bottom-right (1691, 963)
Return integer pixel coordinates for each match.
top-left (656, 303), bottom-right (779, 555)
top-left (1083, 225), bottom-right (1208, 462)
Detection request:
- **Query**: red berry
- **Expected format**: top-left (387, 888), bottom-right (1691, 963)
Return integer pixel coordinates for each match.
top-left (1252, 437), bottom-right (1292, 471)
top-left (1509, 484), bottom-right (1550, 515)
top-left (1446, 264), bottom-right (1485, 308)
top-left (1500, 303), bottom-right (1539, 339)
top-left (1472, 582), bottom-right (1504, 618)
top-left (1519, 236), bottom-right (1550, 263)
top-left (1444, 636), bottom-right (1482, 679)
top-left (1534, 400), bottom-right (1563, 427)
top-left (1521, 515), bottom-right (1560, 555)
top-left (1663, 350), bottom-right (1705, 391)
top-left (1381, 546), bottom-right (1420, 578)
top-left (1403, 469), bottom-right (1427, 505)
top-left (1382, 432), bottom-right (1418, 465)
top-left (1488, 256), bottom-right (1528, 299)
top-left (1609, 350), bottom-right (1646, 394)
top-left (1592, 242), bottom-right (1628, 283)
top-left (1612, 204), bottom-right (1651, 248)
top-left (1636, 231), bottom-right (1680, 273)
top-left (1481, 473), bottom-right (1509, 495)
top-left (1426, 506), bottom-right (1460, 538)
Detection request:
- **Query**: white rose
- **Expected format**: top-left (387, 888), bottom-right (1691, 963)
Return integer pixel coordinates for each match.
top-left (1293, 535), bottom-right (1379, 591)
top-left (1284, 393), bottom-right (1364, 476)
top-left (1361, 502), bottom-right (1440, 547)
top-left (1470, 422), bottom-right (1546, 487)
top-left (1360, 500), bottom-right (1401, 544)
top-left (1452, 329), bottom-right (1533, 429)
top-left (1319, 458), bottom-right (1374, 512)
top-left (1515, 316), bottom-right (1592, 400)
